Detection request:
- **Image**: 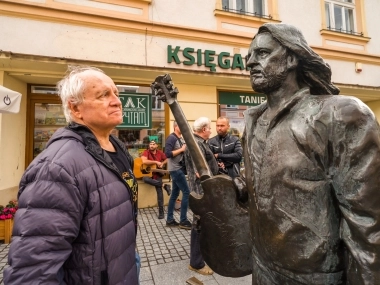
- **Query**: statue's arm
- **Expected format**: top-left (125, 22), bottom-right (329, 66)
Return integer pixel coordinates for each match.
top-left (332, 99), bottom-right (380, 285)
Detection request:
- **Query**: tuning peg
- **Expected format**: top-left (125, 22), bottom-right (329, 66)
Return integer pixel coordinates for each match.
top-left (163, 74), bottom-right (172, 84)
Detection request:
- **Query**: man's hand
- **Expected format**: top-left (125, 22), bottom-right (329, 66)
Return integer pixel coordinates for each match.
top-left (180, 144), bottom-right (187, 152)
top-left (214, 153), bottom-right (219, 158)
top-left (156, 161), bottom-right (164, 168)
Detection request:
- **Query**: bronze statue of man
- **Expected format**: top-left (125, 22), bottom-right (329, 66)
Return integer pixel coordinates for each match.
top-left (191, 23), bottom-right (380, 285)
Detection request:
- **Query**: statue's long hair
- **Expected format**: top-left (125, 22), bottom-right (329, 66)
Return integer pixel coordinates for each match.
top-left (257, 24), bottom-right (340, 95)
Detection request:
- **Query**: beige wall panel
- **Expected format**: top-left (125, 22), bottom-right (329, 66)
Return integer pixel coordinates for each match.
top-left (174, 84), bottom-right (217, 104)
top-left (0, 186), bottom-right (18, 207)
top-left (0, 74), bottom-right (27, 205)
top-left (174, 102), bottom-right (217, 122)
top-left (138, 179), bottom-right (182, 208)
top-left (366, 101), bottom-right (380, 124)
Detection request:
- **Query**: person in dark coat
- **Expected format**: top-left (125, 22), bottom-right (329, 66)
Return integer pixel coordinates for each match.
top-left (208, 116), bottom-right (242, 178)
top-left (185, 117), bottom-right (219, 276)
top-left (4, 66), bottom-right (139, 285)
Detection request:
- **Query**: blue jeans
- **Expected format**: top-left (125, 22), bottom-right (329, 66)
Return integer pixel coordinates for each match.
top-left (166, 169), bottom-right (190, 223)
top-left (135, 252), bottom-right (141, 285)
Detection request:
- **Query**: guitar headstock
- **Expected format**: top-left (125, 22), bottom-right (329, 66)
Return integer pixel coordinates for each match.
top-left (151, 74), bottom-right (178, 104)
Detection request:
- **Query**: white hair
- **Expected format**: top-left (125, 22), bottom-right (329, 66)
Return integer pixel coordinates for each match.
top-left (57, 66), bottom-right (104, 123)
top-left (193, 117), bottom-right (211, 132)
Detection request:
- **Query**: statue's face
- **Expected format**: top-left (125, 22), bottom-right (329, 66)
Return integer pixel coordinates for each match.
top-left (246, 33), bottom-right (290, 94)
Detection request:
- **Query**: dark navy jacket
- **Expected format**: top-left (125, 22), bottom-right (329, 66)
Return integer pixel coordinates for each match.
top-left (5, 123), bottom-right (138, 285)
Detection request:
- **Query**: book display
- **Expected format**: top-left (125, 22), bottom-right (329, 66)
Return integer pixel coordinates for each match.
top-left (33, 103), bottom-right (66, 158)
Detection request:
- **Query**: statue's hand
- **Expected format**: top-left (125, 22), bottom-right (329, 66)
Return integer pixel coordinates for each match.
top-left (233, 175), bottom-right (248, 207)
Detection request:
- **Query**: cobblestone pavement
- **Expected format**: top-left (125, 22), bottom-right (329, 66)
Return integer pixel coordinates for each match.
top-left (137, 207), bottom-right (191, 268)
top-left (0, 207), bottom-right (251, 285)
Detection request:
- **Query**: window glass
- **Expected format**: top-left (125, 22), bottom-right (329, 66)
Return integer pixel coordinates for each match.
top-left (334, 5), bottom-right (343, 29)
top-left (222, 0), bottom-right (265, 15)
top-left (345, 8), bottom-right (354, 31)
top-left (115, 85), bottom-right (165, 159)
top-left (254, 0), bottom-right (264, 15)
top-left (236, 0), bottom-right (246, 12)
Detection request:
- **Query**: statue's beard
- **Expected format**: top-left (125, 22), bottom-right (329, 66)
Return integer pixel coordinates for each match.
top-left (251, 59), bottom-right (289, 94)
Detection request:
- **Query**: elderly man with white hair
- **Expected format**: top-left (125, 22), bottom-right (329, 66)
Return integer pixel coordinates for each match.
top-left (184, 116), bottom-right (219, 276)
top-left (5, 66), bottom-right (139, 285)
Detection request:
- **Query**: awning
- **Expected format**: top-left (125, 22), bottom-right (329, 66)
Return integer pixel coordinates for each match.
top-left (0, 85), bottom-right (22, 114)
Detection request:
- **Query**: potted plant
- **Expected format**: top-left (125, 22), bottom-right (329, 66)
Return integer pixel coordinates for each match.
top-left (0, 200), bottom-right (18, 244)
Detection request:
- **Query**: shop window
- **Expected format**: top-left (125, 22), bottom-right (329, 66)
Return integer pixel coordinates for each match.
top-left (221, 0), bottom-right (268, 18)
top-left (218, 91), bottom-right (267, 138)
top-left (325, 0), bottom-right (358, 34)
top-left (28, 84), bottom-right (165, 165)
top-left (115, 85), bottom-right (165, 159)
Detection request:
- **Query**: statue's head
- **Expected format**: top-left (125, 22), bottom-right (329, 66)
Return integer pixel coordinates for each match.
top-left (247, 23), bottom-right (339, 96)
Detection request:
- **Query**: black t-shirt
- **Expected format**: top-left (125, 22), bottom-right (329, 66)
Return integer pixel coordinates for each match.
top-left (106, 142), bottom-right (138, 230)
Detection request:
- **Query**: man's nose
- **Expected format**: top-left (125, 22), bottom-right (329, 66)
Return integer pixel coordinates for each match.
top-left (111, 93), bottom-right (121, 106)
top-left (246, 54), bottom-right (258, 68)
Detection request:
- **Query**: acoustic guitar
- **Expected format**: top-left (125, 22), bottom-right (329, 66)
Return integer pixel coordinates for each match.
top-left (133, 157), bottom-right (169, 179)
top-left (151, 74), bottom-right (252, 277)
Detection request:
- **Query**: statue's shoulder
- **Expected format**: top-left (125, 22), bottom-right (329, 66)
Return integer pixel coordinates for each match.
top-left (308, 94), bottom-right (377, 124)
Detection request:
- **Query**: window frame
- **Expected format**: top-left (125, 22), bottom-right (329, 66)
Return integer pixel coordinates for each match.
top-left (222, 0), bottom-right (267, 17)
top-left (325, 0), bottom-right (357, 34)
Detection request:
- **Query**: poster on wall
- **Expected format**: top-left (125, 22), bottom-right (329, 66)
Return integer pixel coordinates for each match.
top-left (118, 93), bottom-right (152, 129)
top-left (229, 118), bottom-right (245, 138)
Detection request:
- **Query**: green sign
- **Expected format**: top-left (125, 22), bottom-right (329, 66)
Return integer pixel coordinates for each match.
top-left (219, 91), bottom-right (266, 106)
top-left (118, 93), bottom-right (152, 129)
top-left (167, 45), bottom-right (248, 72)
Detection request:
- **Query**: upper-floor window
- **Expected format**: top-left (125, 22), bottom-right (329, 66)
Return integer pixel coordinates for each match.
top-left (222, 0), bottom-right (266, 17)
top-left (325, 0), bottom-right (357, 34)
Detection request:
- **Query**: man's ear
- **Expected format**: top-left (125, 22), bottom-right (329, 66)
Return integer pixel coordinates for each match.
top-left (68, 101), bottom-right (82, 120)
top-left (287, 52), bottom-right (298, 70)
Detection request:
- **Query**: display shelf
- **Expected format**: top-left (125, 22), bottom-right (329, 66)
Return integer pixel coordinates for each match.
top-left (35, 124), bottom-right (66, 127)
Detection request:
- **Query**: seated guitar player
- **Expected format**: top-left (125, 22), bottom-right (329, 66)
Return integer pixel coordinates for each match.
top-left (141, 140), bottom-right (171, 219)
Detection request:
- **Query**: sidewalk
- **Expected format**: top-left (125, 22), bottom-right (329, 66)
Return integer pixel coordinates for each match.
top-left (0, 207), bottom-right (251, 285)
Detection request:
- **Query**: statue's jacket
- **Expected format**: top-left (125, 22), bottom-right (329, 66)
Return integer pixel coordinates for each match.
top-left (243, 87), bottom-right (380, 284)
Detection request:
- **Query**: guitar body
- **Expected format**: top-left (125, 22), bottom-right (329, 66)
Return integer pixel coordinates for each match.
top-left (151, 74), bottom-right (252, 277)
top-left (133, 157), bottom-right (169, 179)
top-left (190, 175), bottom-right (252, 277)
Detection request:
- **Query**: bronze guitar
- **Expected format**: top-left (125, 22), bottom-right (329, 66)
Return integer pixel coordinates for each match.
top-left (151, 74), bottom-right (252, 277)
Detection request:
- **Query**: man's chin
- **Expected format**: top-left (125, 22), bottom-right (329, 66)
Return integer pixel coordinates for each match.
top-left (251, 84), bottom-right (268, 94)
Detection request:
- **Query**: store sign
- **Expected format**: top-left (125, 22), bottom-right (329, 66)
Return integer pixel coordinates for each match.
top-left (118, 93), bottom-right (152, 129)
top-left (167, 45), bottom-right (248, 72)
top-left (219, 91), bottom-right (266, 106)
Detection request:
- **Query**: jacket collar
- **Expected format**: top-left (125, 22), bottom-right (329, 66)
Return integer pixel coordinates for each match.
top-left (194, 133), bottom-right (206, 143)
top-left (244, 87), bottom-right (310, 130)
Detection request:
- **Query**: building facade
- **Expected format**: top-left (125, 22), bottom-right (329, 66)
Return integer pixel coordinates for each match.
top-left (0, 0), bottom-right (379, 206)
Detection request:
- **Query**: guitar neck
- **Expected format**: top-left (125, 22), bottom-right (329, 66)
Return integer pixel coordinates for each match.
top-left (169, 100), bottom-right (211, 180)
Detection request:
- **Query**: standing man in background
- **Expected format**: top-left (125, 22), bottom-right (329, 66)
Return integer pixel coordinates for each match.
top-left (164, 121), bottom-right (192, 230)
top-left (141, 140), bottom-right (171, 219)
top-left (208, 116), bottom-right (243, 178)
top-left (185, 117), bottom-right (219, 275)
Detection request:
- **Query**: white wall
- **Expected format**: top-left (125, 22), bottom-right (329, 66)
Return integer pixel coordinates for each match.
top-left (326, 59), bottom-right (380, 87)
top-left (365, 0), bottom-right (380, 54)
top-left (150, 0), bottom-right (217, 31)
top-left (277, 0), bottom-right (323, 46)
